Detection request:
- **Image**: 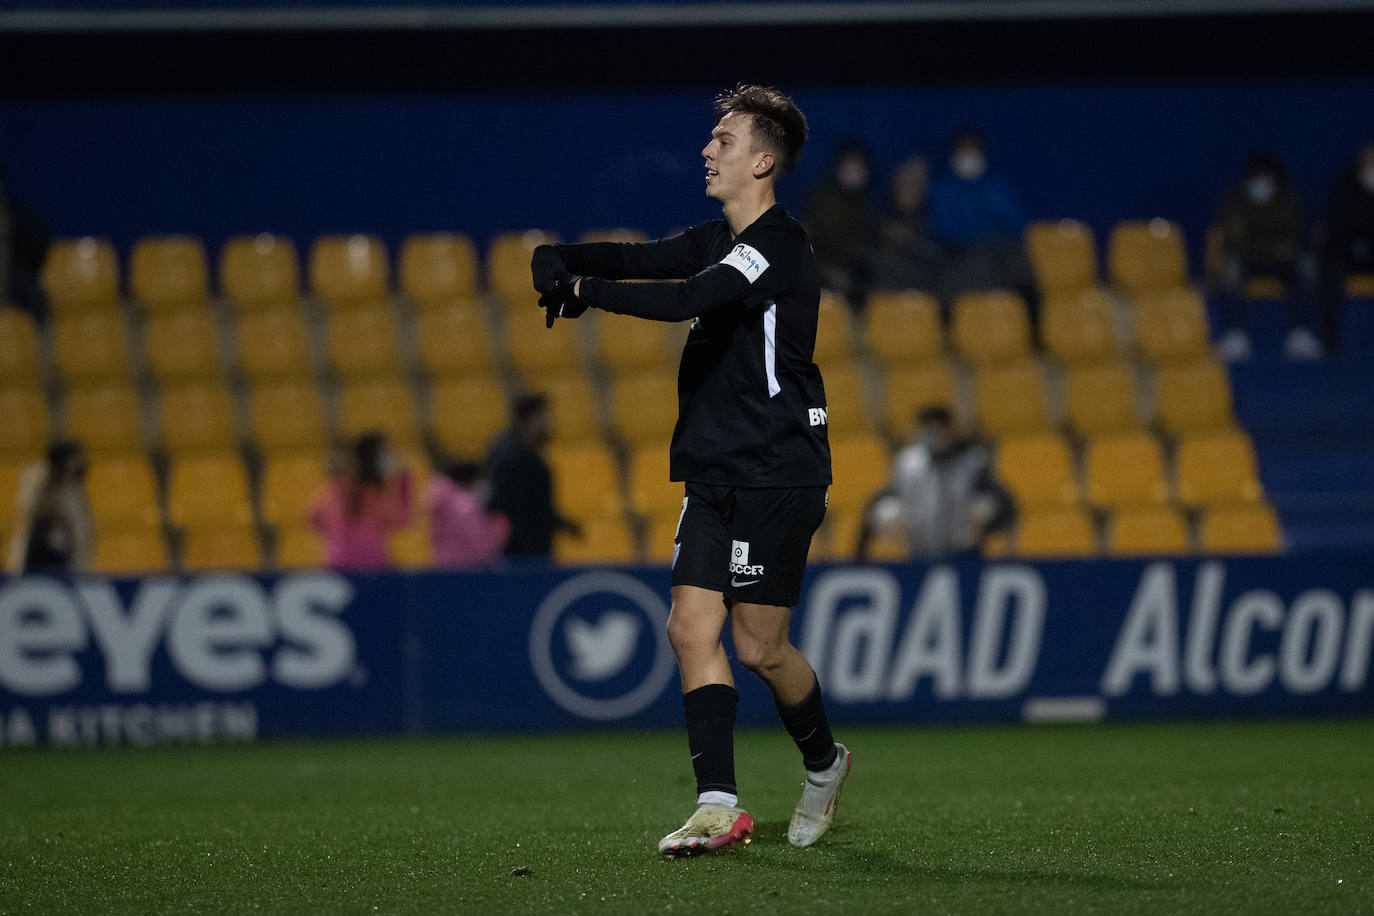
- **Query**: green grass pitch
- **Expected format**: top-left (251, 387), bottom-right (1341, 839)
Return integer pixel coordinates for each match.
top-left (2, 719), bottom-right (1371, 914)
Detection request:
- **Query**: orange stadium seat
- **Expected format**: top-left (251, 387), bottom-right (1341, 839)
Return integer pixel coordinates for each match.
top-left (974, 360), bottom-right (1051, 436)
top-left (1026, 219), bottom-right (1099, 296)
top-left (309, 234), bottom-right (389, 307)
top-left (556, 513), bottom-right (635, 565)
top-left (129, 235), bottom-right (210, 312)
top-left (882, 360), bottom-right (957, 435)
top-left (0, 460), bottom-right (27, 528)
top-left (248, 381), bottom-right (329, 455)
top-left (487, 230), bottom-right (558, 308)
top-left (1015, 506), bottom-right (1098, 557)
top-left (1199, 503), bottom-right (1282, 554)
top-left (821, 362), bottom-right (872, 437)
top-left (628, 447), bottom-right (680, 517)
top-left (167, 454), bottom-right (254, 528)
top-left (540, 373), bottom-right (603, 445)
top-left (995, 433), bottom-right (1080, 509)
top-left (260, 453), bottom-right (331, 528)
top-left (338, 377), bottom-right (420, 447)
top-left (159, 381), bottom-right (238, 455)
top-left (1042, 288), bottom-right (1119, 364)
top-left (428, 376), bottom-right (510, 457)
top-left (547, 443), bottom-right (622, 517)
top-left (64, 382), bottom-right (144, 456)
top-left (86, 457), bottom-right (161, 530)
top-left (388, 515), bottom-right (434, 570)
top-left (595, 312), bottom-right (677, 373)
top-left (182, 523), bottom-right (264, 571)
top-left (1063, 361), bottom-right (1140, 436)
top-left (1108, 219), bottom-right (1189, 298)
top-left (1134, 286), bottom-right (1212, 364)
top-left (220, 234), bottom-right (300, 310)
top-left (414, 300), bottom-right (494, 377)
top-left (235, 306), bottom-right (315, 381)
top-left (1154, 359), bottom-right (1234, 434)
top-left (53, 310), bottom-right (133, 383)
top-left (812, 291), bottom-right (856, 366)
top-left (0, 386), bottom-right (49, 458)
top-left (143, 306), bottom-right (224, 383)
top-left (0, 307), bottom-right (41, 381)
top-left (827, 434), bottom-right (889, 512)
top-left (326, 303), bottom-right (404, 378)
top-left (507, 303), bottom-right (584, 374)
top-left (1175, 429), bottom-right (1264, 508)
top-left (953, 290), bottom-right (1032, 365)
top-left (40, 237), bottom-right (120, 314)
top-left (399, 232), bottom-right (480, 305)
top-left (815, 503), bottom-right (865, 562)
top-left (1108, 506), bottom-right (1190, 556)
top-left (92, 526), bottom-right (170, 575)
top-left (644, 508), bottom-right (683, 563)
top-left (275, 523), bottom-right (325, 569)
top-left (1084, 431), bottom-right (1170, 509)
top-left (862, 290), bottom-right (943, 364)
top-left (611, 369), bottom-right (679, 445)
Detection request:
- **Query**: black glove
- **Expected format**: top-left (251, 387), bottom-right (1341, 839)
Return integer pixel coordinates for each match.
top-left (540, 275), bottom-right (588, 328)
top-left (531, 245), bottom-right (566, 295)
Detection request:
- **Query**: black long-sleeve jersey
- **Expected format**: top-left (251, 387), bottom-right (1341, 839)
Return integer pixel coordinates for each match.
top-left (553, 204), bottom-right (832, 488)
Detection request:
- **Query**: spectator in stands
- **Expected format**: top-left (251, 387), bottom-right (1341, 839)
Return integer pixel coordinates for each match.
top-left (1212, 150), bottom-right (1323, 361)
top-left (488, 394), bottom-right (579, 560)
top-left (6, 441), bottom-right (93, 575)
top-left (427, 458), bottom-right (510, 570)
top-left (1320, 142), bottom-right (1374, 352)
top-left (928, 128), bottom-right (1037, 318)
top-left (0, 168), bottom-right (51, 321)
top-left (858, 406), bottom-right (1013, 560)
top-left (872, 155), bottom-right (946, 291)
top-left (806, 140), bottom-right (879, 311)
top-left (309, 431), bottom-right (412, 572)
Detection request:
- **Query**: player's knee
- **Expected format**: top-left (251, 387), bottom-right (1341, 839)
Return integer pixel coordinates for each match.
top-left (666, 611), bottom-right (715, 658)
top-left (734, 633), bottom-right (786, 676)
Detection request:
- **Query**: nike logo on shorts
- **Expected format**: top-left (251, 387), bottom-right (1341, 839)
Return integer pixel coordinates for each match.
top-left (731, 577), bottom-right (761, 588)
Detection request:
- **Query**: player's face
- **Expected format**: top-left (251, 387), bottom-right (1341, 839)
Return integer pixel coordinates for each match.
top-left (701, 113), bottom-right (756, 201)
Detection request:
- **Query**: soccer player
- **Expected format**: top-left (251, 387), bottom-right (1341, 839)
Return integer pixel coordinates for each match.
top-left (530, 84), bottom-right (850, 857)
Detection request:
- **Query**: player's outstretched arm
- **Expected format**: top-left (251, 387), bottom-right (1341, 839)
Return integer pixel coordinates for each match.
top-left (576, 262), bottom-right (752, 323)
top-left (537, 229), bottom-right (706, 283)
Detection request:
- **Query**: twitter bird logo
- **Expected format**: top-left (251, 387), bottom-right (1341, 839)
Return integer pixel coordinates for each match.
top-left (565, 611), bottom-right (641, 681)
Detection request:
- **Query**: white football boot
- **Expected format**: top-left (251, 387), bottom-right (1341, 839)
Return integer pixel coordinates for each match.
top-left (657, 804), bottom-right (754, 858)
top-left (788, 743), bottom-right (851, 848)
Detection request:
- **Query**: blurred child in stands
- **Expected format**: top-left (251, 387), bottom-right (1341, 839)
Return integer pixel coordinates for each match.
top-left (427, 458), bottom-right (509, 570)
top-left (309, 431), bottom-right (411, 572)
top-left (7, 440), bottom-right (93, 575)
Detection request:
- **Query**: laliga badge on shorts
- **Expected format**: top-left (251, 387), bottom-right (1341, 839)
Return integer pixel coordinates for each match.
top-left (731, 540), bottom-right (750, 566)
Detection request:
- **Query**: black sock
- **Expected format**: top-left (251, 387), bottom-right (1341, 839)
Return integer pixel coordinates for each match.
top-left (683, 684), bottom-right (738, 797)
top-left (775, 678), bottom-right (838, 772)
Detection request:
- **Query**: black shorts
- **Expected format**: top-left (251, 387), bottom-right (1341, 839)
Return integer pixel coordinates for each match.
top-left (669, 481), bottom-right (828, 608)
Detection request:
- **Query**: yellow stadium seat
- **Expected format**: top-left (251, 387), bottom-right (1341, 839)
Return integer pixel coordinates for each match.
top-left (611, 369), bottom-right (679, 445)
top-left (309, 234), bottom-right (389, 307)
top-left (53, 310), bottom-right (133, 383)
top-left (0, 460), bottom-right (27, 528)
top-left (579, 228), bottom-right (647, 244)
top-left (399, 232), bottom-right (480, 305)
top-left (1016, 507), bottom-right (1098, 557)
top-left (143, 306), bottom-right (224, 383)
top-left (1175, 429), bottom-right (1264, 508)
top-left (275, 523), bottom-right (325, 569)
top-left (86, 457), bottom-right (161, 529)
top-left (540, 373), bottom-right (602, 445)
top-left (167, 454), bottom-right (254, 528)
top-left (821, 362), bottom-right (871, 436)
top-left (338, 377), bottom-right (420, 447)
top-left (261, 454), bottom-right (330, 527)
top-left (159, 381), bottom-right (238, 454)
top-left (429, 376), bottom-right (510, 457)
top-left (995, 433), bottom-right (1080, 508)
top-left (813, 291), bottom-right (855, 366)
top-left (974, 360), bottom-right (1051, 436)
top-left (628, 447), bottom-right (680, 516)
top-left (326, 303), bottom-right (404, 377)
top-left (414, 300), bottom-right (494, 377)
top-left (1199, 504), bottom-right (1282, 554)
top-left (1084, 432), bottom-right (1170, 508)
top-left (953, 290), bottom-right (1032, 365)
top-left (388, 515), bottom-right (433, 570)
top-left (863, 290), bottom-right (943, 364)
top-left (92, 526), bottom-right (170, 575)
top-left (815, 503), bottom-right (864, 562)
top-left (129, 235), bottom-right (209, 312)
top-left (235, 306), bottom-right (315, 381)
top-left (1042, 288), bottom-right (1119, 364)
top-left (0, 307), bottom-right (40, 381)
top-left (1108, 506), bottom-right (1190, 556)
top-left (828, 434), bottom-right (889, 511)
top-left (219, 234), bottom-right (300, 310)
top-left (1154, 359), bottom-right (1234, 434)
top-left (40, 237), bottom-right (120, 314)
top-left (506, 303), bottom-right (584, 374)
top-left (594, 312), bottom-right (676, 373)
top-left (182, 523), bottom-right (264, 571)
top-left (65, 383), bottom-right (144, 456)
top-left (1108, 219), bottom-right (1189, 298)
top-left (1026, 219), bottom-right (1099, 296)
top-left (547, 443), bottom-right (621, 517)
top-left (644, 507), bottom-right (683, 563)
top-left (1345, 273), bottom-right (1374, 297)
top-left (487, 230), bottom-right (558, 308)
top-left (0, 386), bottom-right (49, 458)
top-left (1063, 361), bottom-right (1140, 435)
top-left (1134, 287), bottom-right (1211, 364)
top-left (882, 360), bottom-right (957, 435)
top-left (248, 381), bottom-right (329, 455)
top-left (556, 512), bottom-right (635, 565)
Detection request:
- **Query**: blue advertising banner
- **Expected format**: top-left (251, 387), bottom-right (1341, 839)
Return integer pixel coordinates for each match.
top-left (2, 556), bottom-right (1372, 747)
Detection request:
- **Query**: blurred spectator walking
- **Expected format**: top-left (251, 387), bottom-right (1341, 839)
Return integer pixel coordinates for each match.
top-left (929, 128), bottom-right (1036, 317)
top-left (858, 406), bottom-right (1013, 560)
top-left (1320, 142), bottom-right (1374, 352)
top-left (309, 431), bottom-right (412, 572)
top-left (872, 155), bottom-right (946, 291)
top-left (6, 441), bottom-right (93, 575)
top-left (427, 458), bottom-right (509, 570)
top-left (0, 168), bottom-right (52, 321)
top-left (806, 140), bottom-right (879, 311)
top-left (1212, 150), bottom-right (1323, 361)
top-left (488, 394), bottom-right (579, 561)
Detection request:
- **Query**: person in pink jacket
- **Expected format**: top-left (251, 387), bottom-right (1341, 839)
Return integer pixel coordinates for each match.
top-left (309, 432), bottom-right (412, 571)
top-left (427, 460), bottom-right (510, 570)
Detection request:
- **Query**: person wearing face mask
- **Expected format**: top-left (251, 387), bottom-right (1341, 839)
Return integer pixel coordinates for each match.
top-left (1214, 151), bottom-right (1322, 361)
top-left (308, 430), bottom-right (413, 571)
top-left (805, 140), bottom-right (879, 311)
top-left (928, 129), bottom-right (1038, 322)
top-left (857, 406), bottom-right (1014, 560)
top-left (1320, 143), bottom-right (1374, 353)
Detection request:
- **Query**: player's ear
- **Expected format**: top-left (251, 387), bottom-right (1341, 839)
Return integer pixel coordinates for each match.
top-left (753, 151), bottom-right (776, 178)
